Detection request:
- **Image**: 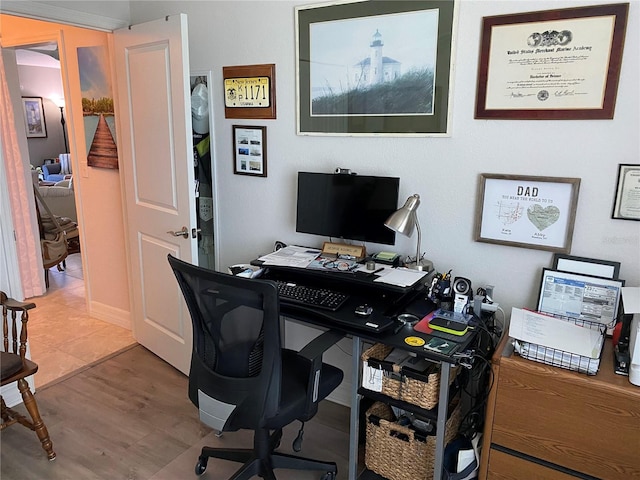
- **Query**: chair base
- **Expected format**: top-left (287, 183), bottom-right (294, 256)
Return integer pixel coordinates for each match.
top-left (196, 429), bottom-right (337, 480)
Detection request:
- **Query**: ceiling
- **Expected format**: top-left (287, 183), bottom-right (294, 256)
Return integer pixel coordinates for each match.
top-left (15, 43), bottom-right (60, 69)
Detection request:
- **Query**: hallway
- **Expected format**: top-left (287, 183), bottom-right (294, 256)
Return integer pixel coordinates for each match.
top-left (26, 254), bottom-right (136, 388)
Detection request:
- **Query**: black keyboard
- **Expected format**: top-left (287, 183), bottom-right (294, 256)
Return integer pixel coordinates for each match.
top-left (275, 281), bottom-right (349, 311)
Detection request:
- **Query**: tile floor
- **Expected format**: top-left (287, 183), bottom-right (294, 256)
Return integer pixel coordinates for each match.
top-left (26, 253), bottom-right (137, 388)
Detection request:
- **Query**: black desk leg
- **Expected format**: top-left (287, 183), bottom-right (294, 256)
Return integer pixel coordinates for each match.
top-left (434, 361), bottom-right (451, 480)
top-left (349, 336), bottom-right (362, 480)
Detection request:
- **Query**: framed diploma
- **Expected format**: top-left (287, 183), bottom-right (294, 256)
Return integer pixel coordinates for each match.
top-left (474, 174), bottom-right (581, 253)
top-left (223, 64), bottom-right (276, 119)
top-left (475, 3), bottom-right (629, 120)
top-left (612, 164), bottom-right (640, 220)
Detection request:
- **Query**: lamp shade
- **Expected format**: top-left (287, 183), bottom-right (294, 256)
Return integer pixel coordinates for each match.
top-left (384, 194), bottom-right (420, 237)
top-left (51, 96), bottom-right (65, 109)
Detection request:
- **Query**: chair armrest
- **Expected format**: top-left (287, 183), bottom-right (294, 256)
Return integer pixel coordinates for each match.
top-left (297, 329), bottom-right (345, 408)
top-left (298, 329), bottom-right (345, 362)
top-left (2, 296), bottom-right (36, 312)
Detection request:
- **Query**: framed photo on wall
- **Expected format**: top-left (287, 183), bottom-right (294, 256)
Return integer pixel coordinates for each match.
top-left (233, 125), bottom-right (267, 177)
top-left (611, 164), bottom-right (640, 220)
top-left (21, 96), bottom-right (47, 138)
top-left (474, 174), bottom-right (581, 253)
top-left (295, 0), bottom-right (457, 136)
top-left (475, 3), bottom-right (629, 120)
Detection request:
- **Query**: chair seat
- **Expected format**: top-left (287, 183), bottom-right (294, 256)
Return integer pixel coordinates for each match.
top-left (1, 351), bottom-right (23, 381)
top-left (265, 349), bottom-right (343, 429)
top-left (0, 352), bottom-right (38, 386)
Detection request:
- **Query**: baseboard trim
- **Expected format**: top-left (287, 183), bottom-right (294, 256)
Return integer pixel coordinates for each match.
top-left (89, 301), bottom-right (131, 330)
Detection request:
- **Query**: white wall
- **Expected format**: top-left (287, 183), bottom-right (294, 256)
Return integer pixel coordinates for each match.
top-left (128, 0), bottom-right (639, 317)
top-left (18, 64), bottom-right (67, 166)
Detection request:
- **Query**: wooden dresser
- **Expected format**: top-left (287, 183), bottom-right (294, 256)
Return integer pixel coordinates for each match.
top-left (479, 335), bottom-right (640, 480)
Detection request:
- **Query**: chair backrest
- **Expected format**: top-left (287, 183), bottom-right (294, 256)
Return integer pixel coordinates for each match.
top-left (167, 255), bottom-right (282, 432)
top-left (1, 291), bottom-right (35, 359)
top-left (42, 163), bottom-right (62, 176)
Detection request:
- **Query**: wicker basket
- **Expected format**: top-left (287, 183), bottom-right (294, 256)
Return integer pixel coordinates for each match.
top-left (365, 400), bottom-right (462, 480)
top-left (362, 343), bottom-right (458, 410)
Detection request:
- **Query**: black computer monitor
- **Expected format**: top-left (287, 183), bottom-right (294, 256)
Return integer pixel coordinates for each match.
top-left (296, 172), bottom-right (400, 245)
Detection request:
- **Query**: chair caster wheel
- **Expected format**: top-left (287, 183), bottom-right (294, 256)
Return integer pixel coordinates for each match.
top-left (195, 459), bottom-right (208, 476)
top-left (321, 472), bottom-right (336, 480)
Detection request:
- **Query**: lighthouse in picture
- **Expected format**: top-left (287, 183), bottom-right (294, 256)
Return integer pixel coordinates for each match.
top-left (369, 29), bottom-right (384, 85)
top-left (354, 29), bottom-right (401, 87)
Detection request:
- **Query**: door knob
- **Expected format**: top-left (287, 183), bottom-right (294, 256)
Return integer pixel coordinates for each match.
top-left (167, 226), bottom-right (189, 239)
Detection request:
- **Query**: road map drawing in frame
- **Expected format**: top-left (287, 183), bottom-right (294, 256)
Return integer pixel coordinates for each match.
top-left (475, 174), bottom-right (581, 253)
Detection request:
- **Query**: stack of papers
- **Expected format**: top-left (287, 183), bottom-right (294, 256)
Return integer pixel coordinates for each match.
top-left (258, 246), bottom-right (320, 268)
top-left (373, 267), bottom-right (427, 287)
top-left (257, 246), bottom-right (427, 289)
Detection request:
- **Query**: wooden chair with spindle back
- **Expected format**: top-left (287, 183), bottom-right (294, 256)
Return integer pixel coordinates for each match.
top-left (1, 291), bottom-right (56, 460)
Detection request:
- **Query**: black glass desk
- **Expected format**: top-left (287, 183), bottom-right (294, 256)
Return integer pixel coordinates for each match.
top-left (256, 263), bottom-right (478, 480)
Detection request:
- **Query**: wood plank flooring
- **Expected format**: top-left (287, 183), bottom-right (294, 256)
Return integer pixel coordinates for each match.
top-left (0, 345), bottom-right (352, 480)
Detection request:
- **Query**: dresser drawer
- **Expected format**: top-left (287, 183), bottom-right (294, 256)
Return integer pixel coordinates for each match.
top-left (491, 357), bottom-right (640, 479)
top-left (487, 448), bottom-right (577, 480)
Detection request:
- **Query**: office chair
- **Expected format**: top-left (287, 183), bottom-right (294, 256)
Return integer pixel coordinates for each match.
top-left (168, 255), bottom-right (344, 479)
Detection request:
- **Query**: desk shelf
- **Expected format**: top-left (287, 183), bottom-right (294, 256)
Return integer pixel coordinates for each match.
top-left (357, 385), bottom-right (460, 422)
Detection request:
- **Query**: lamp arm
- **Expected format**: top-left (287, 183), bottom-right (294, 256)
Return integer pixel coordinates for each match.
top-left (415, 216), bottom-right (421, 264)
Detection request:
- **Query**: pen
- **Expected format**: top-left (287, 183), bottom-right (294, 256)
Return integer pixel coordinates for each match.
top-left (369, 267), bottom-right (384, 276)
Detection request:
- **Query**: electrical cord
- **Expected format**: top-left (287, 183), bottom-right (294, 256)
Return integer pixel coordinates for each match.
top-left (458, 354), bottom-right (494, 437)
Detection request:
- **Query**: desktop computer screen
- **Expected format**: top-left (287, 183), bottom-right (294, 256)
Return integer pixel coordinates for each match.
top-left (296, 172), bottom-right (399, 245)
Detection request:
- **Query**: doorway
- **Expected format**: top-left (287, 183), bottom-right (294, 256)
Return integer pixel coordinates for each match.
top-left (191, 72), bottom-right (217, 271)
top-left (7, 43), bottom-right (136, 387)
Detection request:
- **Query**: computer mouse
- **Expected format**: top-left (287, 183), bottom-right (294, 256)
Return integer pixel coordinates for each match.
top-left (355, 304), bottom-right (373, 317)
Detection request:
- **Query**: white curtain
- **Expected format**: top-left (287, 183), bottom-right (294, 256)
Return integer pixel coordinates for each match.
top-left (0, 49), bottom-right (46, 299)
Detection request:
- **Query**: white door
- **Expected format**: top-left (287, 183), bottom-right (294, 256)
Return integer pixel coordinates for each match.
top-left (114, 14), bottom-right (196, 374)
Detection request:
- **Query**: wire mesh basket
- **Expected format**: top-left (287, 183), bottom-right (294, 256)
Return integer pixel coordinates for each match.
top-left (513, 316), bottom-right (607, 375)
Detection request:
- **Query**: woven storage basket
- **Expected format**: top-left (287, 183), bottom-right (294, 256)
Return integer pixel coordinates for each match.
top-left (365, 400), bottom-right (462, 480)
top-left (362, 343), bottom-right (458, 410)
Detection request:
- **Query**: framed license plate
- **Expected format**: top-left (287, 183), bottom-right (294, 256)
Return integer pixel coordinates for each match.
top-left (223, 64), bottom-right (276, 119)
top-left (224, 77), bottom-right (270, 108)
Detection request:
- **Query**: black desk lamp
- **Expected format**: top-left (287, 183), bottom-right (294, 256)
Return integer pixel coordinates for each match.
top-left (52, 97), bottom-right (68, 153)
top-left (384, 194), bottom-right (431, 271)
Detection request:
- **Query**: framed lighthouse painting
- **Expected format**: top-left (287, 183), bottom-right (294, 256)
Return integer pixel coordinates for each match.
top-left (295, 0), bottom-right (457, 137)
